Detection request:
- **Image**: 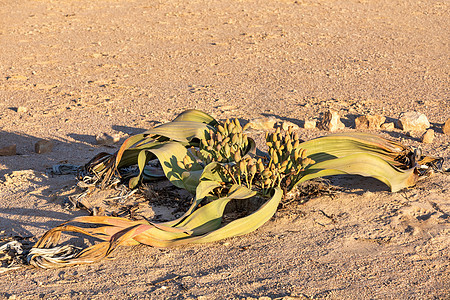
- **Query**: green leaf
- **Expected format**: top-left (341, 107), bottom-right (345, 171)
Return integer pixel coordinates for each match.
top-left (115, 134), bottom-right (147, 169)
top-left (163, 167), bottom-right (225, 226)
top-left (199, 162), bottom-right (230, 183)
top-left (196, 180), bottom-right (222, 200)
top-left (147, 141), bottom-right (199, 193)
top-left (299, 133), bottom-right (409, 166)
top-left (144, 121), bottom-right (214, 144)
top-left (172, 109), bottom-right (218, 126)
top-left (171, 184), bottom-right (256, 235)
top-left (128, 150), bottom-right (149, 189)
top-left (180, 169), bottom-right (204, 193)
top-left (298, 153), bottom-right (417, 192)
top-left (189, 187), bottom-right (282, 244)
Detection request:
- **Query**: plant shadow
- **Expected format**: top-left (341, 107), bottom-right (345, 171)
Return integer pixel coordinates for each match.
top-left (326, 174), bottom-right (390, 194)
top-left (112, 125), bottom-right (146, 136)
top-left (0, 130), bottom-right (106, 238)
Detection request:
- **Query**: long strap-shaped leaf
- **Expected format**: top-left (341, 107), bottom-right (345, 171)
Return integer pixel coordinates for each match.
top-left (187, 187), bottom-right (283, 244)
top-left (90, 111), bottom-right (218, 186)
top-left (171, 109), bottom-right (218, 126)
top-left (297, 153), bottom-right (418, 192)
top-left (299, 133), bottom-right (409, 167)
top-left (128, 141), bottom-right (202, 191)
top-left (115, 121), bottom-right (211, 171)
top-left (28, 184), bottom-right (264, 268)
top-left (143, 121), bottom-right (214, 144)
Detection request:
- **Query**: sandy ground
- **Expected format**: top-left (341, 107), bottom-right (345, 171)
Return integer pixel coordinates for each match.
top-left (0, 0), bottom-right (449, 299)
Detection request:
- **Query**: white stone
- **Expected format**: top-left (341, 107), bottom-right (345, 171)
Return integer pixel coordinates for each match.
top-left (245, 117), bottom-right (277, 130)
top-left (398, 112), bottom-right (430, 132)
top-left (380, 122), bottom-right (395, 130)
top-left (304, 119), bottom-right (317, 129)
top-left (280, 121), bottom-right (300, 131)
top-left (17, 106), bottom-right (27, 113)
top-left (96, 133), bottom-right (120, 145)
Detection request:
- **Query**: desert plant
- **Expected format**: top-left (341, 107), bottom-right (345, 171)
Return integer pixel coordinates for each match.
top-left (27, 110), bottom-right (440, 268)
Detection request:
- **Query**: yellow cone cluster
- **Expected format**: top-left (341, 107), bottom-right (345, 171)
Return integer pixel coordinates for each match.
top-left (264, 126), bottom-right (315, 191)
top-left (196, 118), bottom-right (249, 164)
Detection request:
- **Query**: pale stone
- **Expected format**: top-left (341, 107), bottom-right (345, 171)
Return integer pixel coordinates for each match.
top-left (304, 119), bottom-right (317, 129)
top-left (95, 133), bottom-right (120, 145)
top-left (318, 109), bottom-right (345, 131)
top-left (398, 112), bottom-right (430, 132)
top-left (280, 121), bottom-right (300, 131)
top-left (17, 106), bottom-right (27, 113)
top-left (35, 139), bottom-right (53, 154)
top-left (443, 118), bottom-right (450, 135)
top-left (0, 144), bottom-right (16, 156)
top-left (245, 117), bottom-right (277, 130)
top-left (380, 122), bottom-right (395, 130)
top-left (354, 114), bottom-right (386, 129)
top-left (421, 129), bottom-right (434, 144)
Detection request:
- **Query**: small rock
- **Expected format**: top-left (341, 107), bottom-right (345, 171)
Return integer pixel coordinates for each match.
top-left (95, 133), bottom-right (120, 145)
top-left (354, 114), bottom-right (386, 130)
top-left (17, 106), bottom-right (28, 113)
top-left (304, 119), bottom-right (317, 129)
top-left (0, 144), bottom-right (16, 156)
top-left (443, 118), bottom-right (450, 135)
top-left (318, 109), bottom-right (345, 131)
top-left (280, 121), bottom-right (300, 131)
top-left (398, 112), bottom-right (430, 132)
top-left (421, 129), bottom-right (434, 144)
top-left (35, 139), bottom-right (53, 154)
top-left (380, 122), bottom-right (395, 130)
top-left (245, 117), bottom-right (277, 131)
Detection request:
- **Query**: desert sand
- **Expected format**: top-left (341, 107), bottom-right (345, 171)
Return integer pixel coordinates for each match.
top-left (0, 0), bottom-right (449, 299)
